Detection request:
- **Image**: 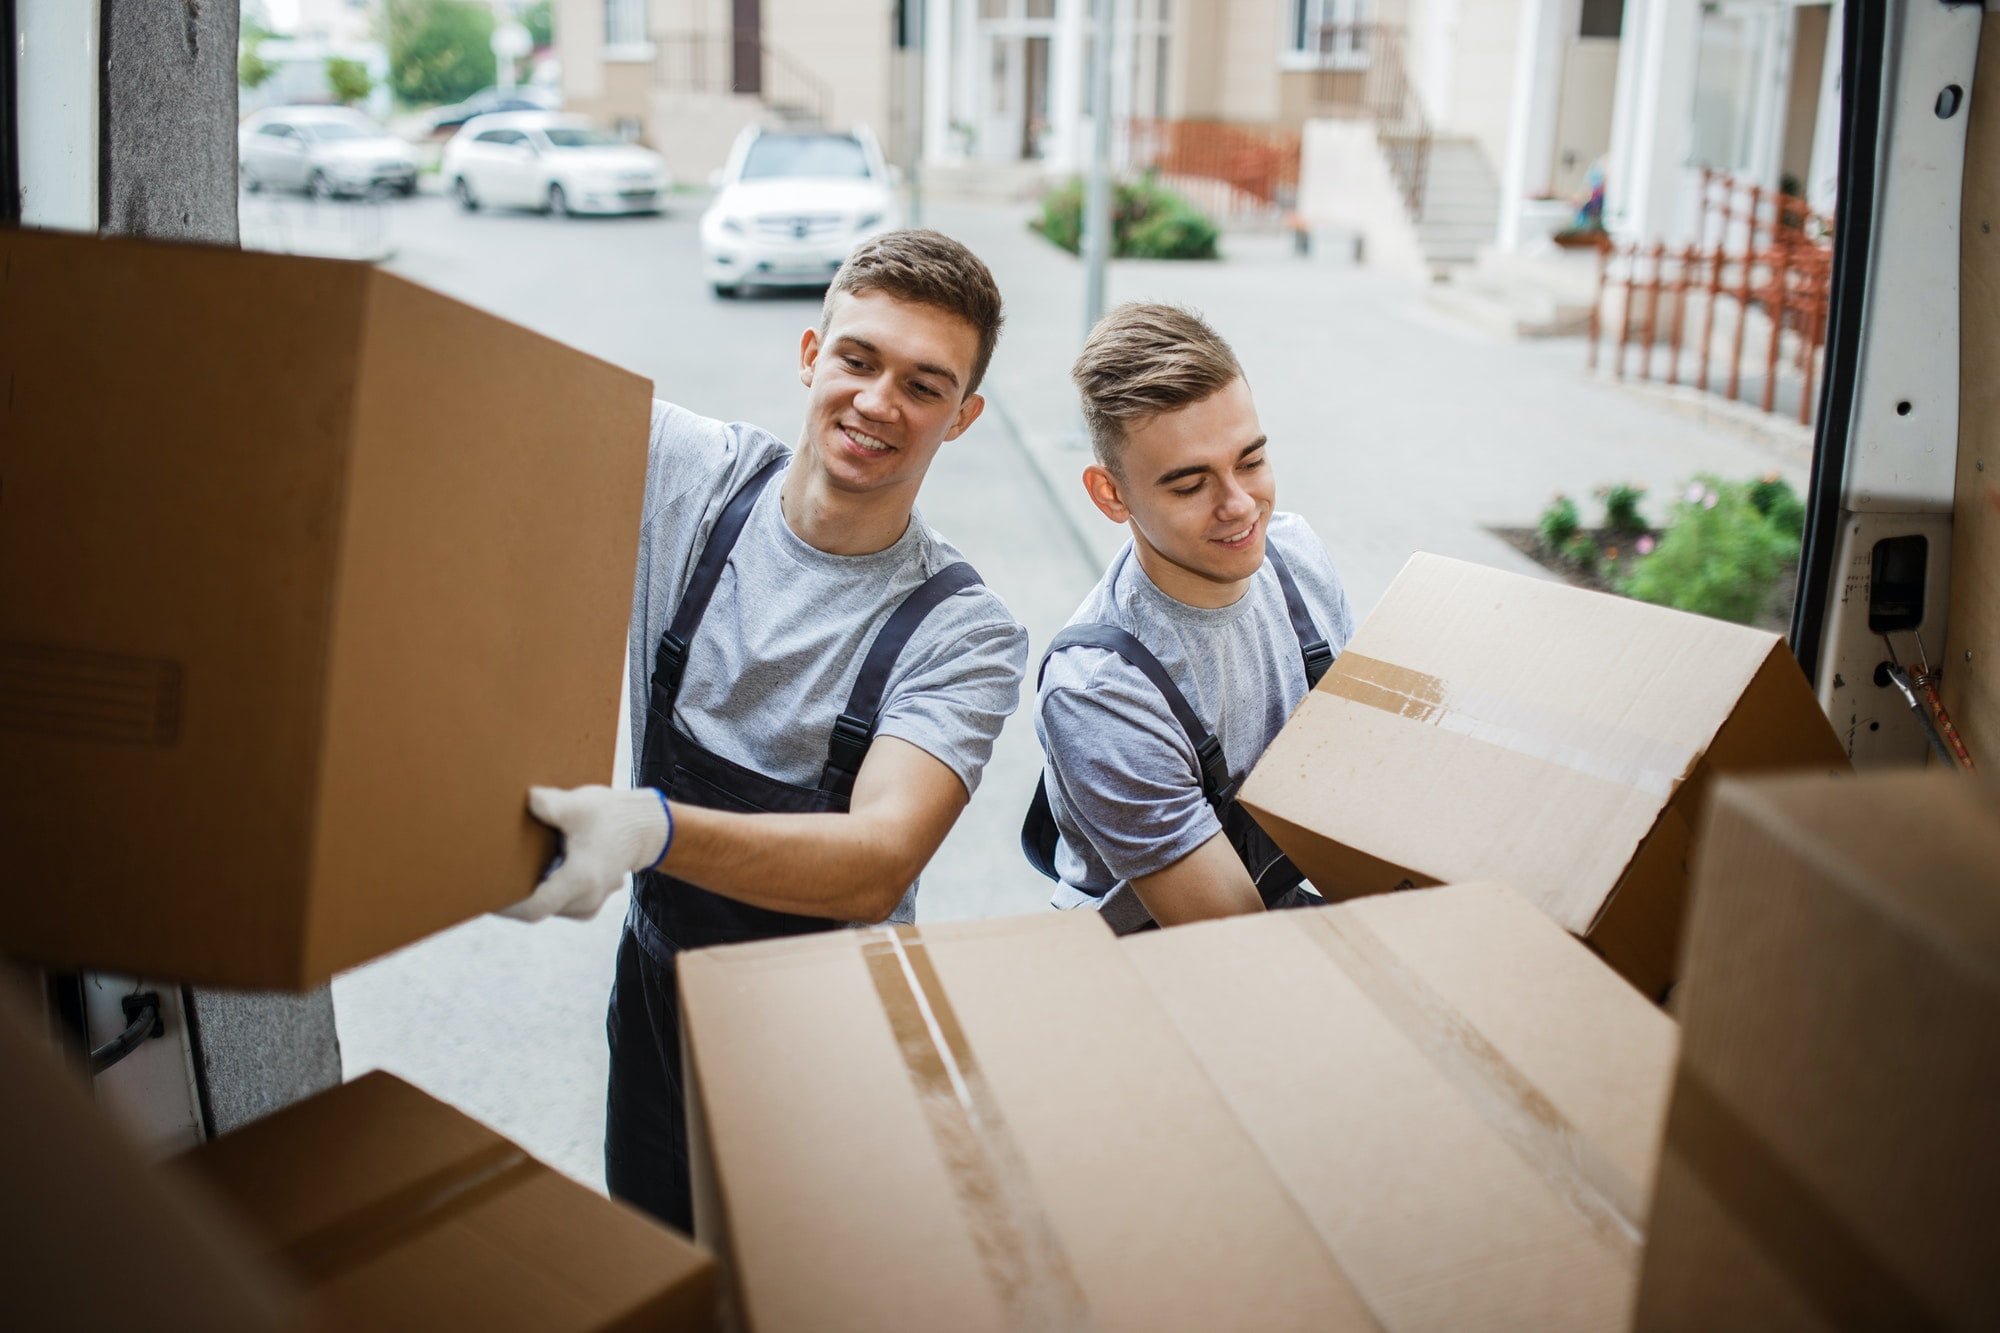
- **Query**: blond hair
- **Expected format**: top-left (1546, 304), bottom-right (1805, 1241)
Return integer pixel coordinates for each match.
top-left (1071, 303), bottom-right (1243, 475)
top-left (824, 230), bottom-right (1005, 394)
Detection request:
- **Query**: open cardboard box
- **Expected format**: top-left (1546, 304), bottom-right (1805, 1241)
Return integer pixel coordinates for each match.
top-left (1636, 771), bottom-right (2000, 1329)
top-left (0, 228), bottom-right (651, 988)
top-left (680, 885), bottom-right (1678, 1332)
top-left (1240, 553), bottom-right (1850, 997)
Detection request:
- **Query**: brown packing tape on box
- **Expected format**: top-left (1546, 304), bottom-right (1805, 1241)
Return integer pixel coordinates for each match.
top-left (683, 910), bottom-right (1381, 1332)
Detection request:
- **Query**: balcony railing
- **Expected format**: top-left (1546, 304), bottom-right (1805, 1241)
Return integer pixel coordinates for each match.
top-left (1309, 22), bottom-right (1431, 221)
top-left (652, 30), bottom-right (830, 127)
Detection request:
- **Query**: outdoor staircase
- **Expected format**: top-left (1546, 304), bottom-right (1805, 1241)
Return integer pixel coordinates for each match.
top-left (1411, 135), bottom-right (1501, 272)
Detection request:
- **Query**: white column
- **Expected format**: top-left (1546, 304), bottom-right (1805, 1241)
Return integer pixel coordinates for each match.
top-left (1618, 0), bottom-right (1702, 244)
top-left (1048, 0), bottom-right (1087, 174)
top-left (1805, 0), bottom-right (1843, 213)
top-left (16, 0), bottom-right (100, 231)
top-left (1497, 0), bottom-right (1577, 250)
top-left (1604, 0), bottom-right (1649, 238)
top-left (924, 0), bottom-right (955, 163)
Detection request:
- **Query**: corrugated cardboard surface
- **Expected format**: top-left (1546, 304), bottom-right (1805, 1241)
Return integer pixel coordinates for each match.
top-left (1637, 772), bottom-right (2000, 1329)
top-left (0, 991), bottom-right (289, 1332)
top-left (681, 910), bottom-right (1376, 1332)
top-left (1240, 553), bottom-right (1847, 995)
top-left (1124, 884), bottom-right (1678, 1331)
top-left (1946, 20), bottom-right (2000, 761)
top-left (185, 1070), bottom-right (715, 1332)
top-left (0, 228), bottom-right (650, 988)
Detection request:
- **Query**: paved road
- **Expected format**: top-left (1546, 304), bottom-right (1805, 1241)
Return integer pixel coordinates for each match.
top-left (327, 190), bottom-right (1096, 1188)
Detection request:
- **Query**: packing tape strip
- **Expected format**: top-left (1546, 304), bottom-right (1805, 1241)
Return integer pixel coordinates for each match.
top-left (1659, 1071), bottom-right (1944, 1329)
top-left (1305, 908), bottom-right (1648, 1262)
top-left (1321, 654), bottom-right (1700, 800)
top-left (276, 1140), bottom-right (540, 1285)
top-left (860, 925), bottom-right (1093, 1331)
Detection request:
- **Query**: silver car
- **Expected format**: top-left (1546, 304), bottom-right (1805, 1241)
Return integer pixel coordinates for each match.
top-left (239, 107), bottom-right (420, 199)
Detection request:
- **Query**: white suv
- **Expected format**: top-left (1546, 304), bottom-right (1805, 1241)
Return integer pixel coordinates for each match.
top-left (443, 113), bottom-right (671, 217)
top-left (700, 126), bottom-right (901, 298)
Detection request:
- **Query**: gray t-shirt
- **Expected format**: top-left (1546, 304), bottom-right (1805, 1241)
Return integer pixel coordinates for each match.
top-left (627, 401), bottom-right (1029, 922)
top-left (1035, 513), bottom-right (1356, 931)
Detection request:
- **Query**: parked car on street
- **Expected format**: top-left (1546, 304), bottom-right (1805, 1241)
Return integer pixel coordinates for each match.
top-left (423, 85), bottom-right (561, 140)
top-left (238, 106), bottom-right (420, 199)
top-left (700, 125), bottom-right (901, 298)
top-left (443, 113), bottom-right (671, 217)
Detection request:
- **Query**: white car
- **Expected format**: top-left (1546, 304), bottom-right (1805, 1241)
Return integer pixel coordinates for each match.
top-left (239, 107), bottom-right (420, 199)
top-left (443, 113), bottom-right (670, 217)
top-left (700, 126), bottom-right (901, 298)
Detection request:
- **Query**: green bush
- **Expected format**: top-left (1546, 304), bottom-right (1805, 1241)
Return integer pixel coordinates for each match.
top-left (239, 40), bottom-right (276, 91)
top-left (1562, 532), bottom-right (1600, 573)
top-left (1597, 482), bottom-right (1648, 534)
top-left (326, 56), bottom-right (373, 106)
top-left (1537, 493), bottom-right (1581, 551)
top-left (1747, 473), bottom-right (1806, 540)
top-left (1031, 175), bottom-right (1219, 261)
top-left (1620, 477), bottom-right (1798, 623)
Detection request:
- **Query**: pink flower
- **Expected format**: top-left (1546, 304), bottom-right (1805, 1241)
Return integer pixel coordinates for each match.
top-left (1702, 491), bottom-right (1718, 509)
top-left (1684, 483), bottom-right (1706, 504)
top-left (1637, 535), bottom-right (1656, 555)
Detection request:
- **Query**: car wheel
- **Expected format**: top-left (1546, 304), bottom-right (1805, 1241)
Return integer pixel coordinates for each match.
top-left (545, 183), bottom-right (569, 218)
top-left (454, 176), bottom-right (479, 211)
top-left (711, 282), bottom-right (741, 300)
top-left (307, 170), bottom-right (334, 201)
top-left (396, 180), bottom-right (418, 198)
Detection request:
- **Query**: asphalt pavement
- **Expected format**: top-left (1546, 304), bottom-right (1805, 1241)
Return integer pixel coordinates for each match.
top-left (311, 185), bottom-right (1812, 1190)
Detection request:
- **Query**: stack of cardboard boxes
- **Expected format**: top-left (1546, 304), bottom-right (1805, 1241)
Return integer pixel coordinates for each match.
top-left (0, 228), bottom-right (716, 1329)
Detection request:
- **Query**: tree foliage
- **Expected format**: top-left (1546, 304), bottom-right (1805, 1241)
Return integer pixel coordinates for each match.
top-left (239, 39), bottom-right (277, 91)
top-left (326, 56), bottom-right (374, 106)
top-left (383, 0), bottom-right (497, 108)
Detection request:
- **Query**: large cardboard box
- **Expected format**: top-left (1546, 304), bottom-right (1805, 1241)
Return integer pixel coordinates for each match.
top-left (1124, 884), bottom-right (1678, 1331)
top-left (0, 990), bottom-right (290, 1331)
top-left (1240, 553), bottom-right (1848, 997)
top-left (680, 891), bottom-right (1678, 1332)
top-left (185, 1070), bottom-right (717, 1331)
top-left (1636, 772), bottom-right (2000, 1329)
top-left (0, 228), bottom-right (650, 988)
top-left (681, 910), bottom-right (1378, 1332)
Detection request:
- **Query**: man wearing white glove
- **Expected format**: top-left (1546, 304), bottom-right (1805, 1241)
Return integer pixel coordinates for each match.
top-left (507, 231), bottom-right (1027, 1235)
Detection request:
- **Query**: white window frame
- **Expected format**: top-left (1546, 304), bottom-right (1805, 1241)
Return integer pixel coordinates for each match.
top-left (1279, 0), bottom-right (1369, 73)
top-left (604, 0), bottom-right (649, 54)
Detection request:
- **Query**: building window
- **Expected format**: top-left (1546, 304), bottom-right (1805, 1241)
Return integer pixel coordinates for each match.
top-left (1283, 0), bottom-right (1368, 72)
top-left (605, 0), bottom-right (645, 47)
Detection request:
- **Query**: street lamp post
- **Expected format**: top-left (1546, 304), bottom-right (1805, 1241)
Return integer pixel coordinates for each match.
top-left (1081, 0), bottom-right (1116, 343)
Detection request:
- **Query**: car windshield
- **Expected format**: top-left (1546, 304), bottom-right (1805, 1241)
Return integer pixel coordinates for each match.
top-left (739, 135), bottom-right (871, 181)
top-left (301, 121), bottom-right (376, 142)
top-left (543, 127), bottom-right (624, 149)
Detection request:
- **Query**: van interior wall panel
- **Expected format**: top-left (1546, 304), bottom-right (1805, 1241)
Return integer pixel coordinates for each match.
top-left (97, 0), bottom-right (342, 1133)
top-left (99, 0), bottom-right (239, 241)
top-left (1947, 19), bottom-right (2000, 762)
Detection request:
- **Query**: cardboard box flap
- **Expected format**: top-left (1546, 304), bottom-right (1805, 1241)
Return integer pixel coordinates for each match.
top-left (1638, 773), bottom-right (2000, 1328)
top-left (682, 911), bottom-right (1377, 1332)
top-left (186, 1072), bottom-right (712, 1331)
top-left (1124, 885), bottom-right (1677, 1331)
top-left (1242, 553), bottom-right (1792, 935)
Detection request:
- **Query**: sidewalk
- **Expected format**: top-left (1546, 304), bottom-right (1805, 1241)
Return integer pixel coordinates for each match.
top-left (924, 200), bottom-right (1813, 618)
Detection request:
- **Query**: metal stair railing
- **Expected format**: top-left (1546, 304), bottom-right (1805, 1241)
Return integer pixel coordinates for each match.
top-left (1309, 22), bottom-right (1431, 223)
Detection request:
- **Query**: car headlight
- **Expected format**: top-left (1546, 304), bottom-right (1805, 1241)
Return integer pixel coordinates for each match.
top-left (720, 216), bottom-right (747, 236)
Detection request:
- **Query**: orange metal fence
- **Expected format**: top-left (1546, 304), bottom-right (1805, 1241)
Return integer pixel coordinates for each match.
top-left (1117, 118), bottom-right (1301, 221)
top-left (1588, 170), bottom-right (1834, 426)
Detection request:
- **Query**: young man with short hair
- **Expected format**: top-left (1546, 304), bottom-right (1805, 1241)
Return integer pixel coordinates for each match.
top-left (510, 231), bottom-right (1028, 1232)
top-left (1023, 303), bottom-right (1355, 933)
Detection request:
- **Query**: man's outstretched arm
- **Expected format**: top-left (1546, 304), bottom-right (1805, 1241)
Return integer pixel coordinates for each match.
top-left (1125, 832), bottom-right (1263, 927)
top-left (504, 736), bottom-right (968, 925)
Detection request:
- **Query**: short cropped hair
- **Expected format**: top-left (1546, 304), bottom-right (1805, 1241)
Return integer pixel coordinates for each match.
top-left (1071, 303), bottom-right (1243, 475)
top-left (824, 229), bottom-right (1005, 395)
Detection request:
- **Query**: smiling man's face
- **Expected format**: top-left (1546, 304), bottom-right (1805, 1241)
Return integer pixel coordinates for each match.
top-left (796, 287), bottom-right (985, 499)
top-left (1084, 376), bottom-right (1276, 604)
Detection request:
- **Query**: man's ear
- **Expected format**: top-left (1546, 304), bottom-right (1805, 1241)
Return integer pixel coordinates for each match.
top-left (1083, 463), bottom-right (1130, 524)
top-left (799, 326), bottom-right (821, 389)
top-left (943, 392), bottom-right (985, 442)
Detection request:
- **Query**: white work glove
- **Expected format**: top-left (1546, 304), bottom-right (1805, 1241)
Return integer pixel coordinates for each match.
top-left (500, 785), bottom-right (672, 923)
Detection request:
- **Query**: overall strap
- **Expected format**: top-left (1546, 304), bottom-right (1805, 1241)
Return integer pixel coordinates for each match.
top-left (652, 454), bottom-right (787, 699)
top-left (819, 560), bottom-right (984, 796)
top-left (1265, 544), bottom-right (1336, 686)
top-left (1034, 623), bottom-right (1232, 802)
